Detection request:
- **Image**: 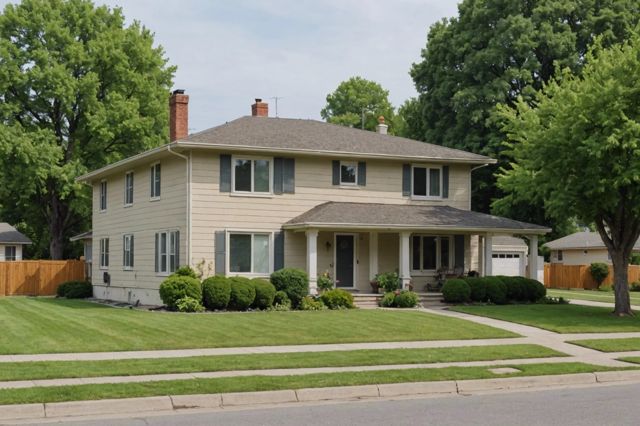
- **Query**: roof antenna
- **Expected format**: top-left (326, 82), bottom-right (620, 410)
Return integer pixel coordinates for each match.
top-left (270, 96), bottom-right (284, 118)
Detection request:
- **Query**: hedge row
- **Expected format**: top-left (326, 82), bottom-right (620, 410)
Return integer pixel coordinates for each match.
top-left (442, 276), bottom-right (546, 304)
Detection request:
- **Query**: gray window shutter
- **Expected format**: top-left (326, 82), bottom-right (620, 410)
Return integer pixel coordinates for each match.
top-left (274, 231), bottom-right (285, 271)
top-left (122, 235), bottom-right (126, 267)
top-left (154, 233), bottom-right (159, 272)
top-left (273, 157), bottom-right (284, 194)
top-left (283, 158), bottom-right (295, 193)
top-left (220, 154), bottom-right (232, 192)
top-left (357, 161), bottom-right (366, 186)
top-left (174, 231), bottom-right (180, 267)
top-left (214, 231), bottom-right (226, 275)
top-left (402, 164), bottom-right (411, 196)
top-left (332, 160), bottom-right (340, 185)
top-left (454, 235), bottom-right (465, 270)
top-left (443, 165), bottom-right (449, 198)
top-left (130, 235), bottom-right (134, 268)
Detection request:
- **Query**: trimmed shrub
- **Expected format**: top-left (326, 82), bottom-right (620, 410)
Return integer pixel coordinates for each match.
top-left (524, 278), bottom-right (546, 302)
top-left (274, 290), bottom-right (290, 306)
top-left (380, 292), bottom-right (396, 307)
top-left (320, 289), bottom-right (354, 309)
top-left (299, 296), bottom-right (326, 310)
top-left (395, 290), bottom-right (419, 308)
top-left (442, 279), bottom-right (471, 303)
top-left (202, 276), bottom-right (231, 310)
top-left (159, 275), bottom-right (202, 310)
top-left (501, 276), bottom-right (528, 302)
top-left (57, 281), bottom-right (93, 299)
top-left (175, 296), bottom-right (204, 313)
top-left (228, 277), bottom-right (256, 311)
top-left (485, 277), bottom-right (507, 305)
top-left (590, 262), bottom-right (609, 289)
top-left (174, 266), bottom-right (198, 278)
top-left (251, 278), bottom-right (277, 310)
top-left (464, 277), bottom-right (487, 302)
top-left (270, 268), bottom-right (309, 308)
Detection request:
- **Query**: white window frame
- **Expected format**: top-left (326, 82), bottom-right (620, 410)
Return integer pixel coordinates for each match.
top-left (124, 171), bottom-right (134, 206)
top-left (231, 156), bottom-right (273, 195)
top-left (339, 161), bottom-right (358, 186)
top-left (411, 164), bottom-right (443, 200)
top-left (155, 230), bottom-right (178, 276)
top-left (99, 238), bottom-right (109, 269)
top-left (226, 231), bottom-right (273, 277)
top-left (150, 163), bottom-right (161, 200)
top-left (410, 234), bottom-right (454, 274)
top-left (123, 234), bottom-right (134, 270)
top-left (99, 180), bottom-right (107, 212)
top-left (4, 246), bottom-right (17, 261)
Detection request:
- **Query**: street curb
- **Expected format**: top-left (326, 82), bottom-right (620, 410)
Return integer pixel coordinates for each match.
top-left (2, 372), bottom-right (640, 422)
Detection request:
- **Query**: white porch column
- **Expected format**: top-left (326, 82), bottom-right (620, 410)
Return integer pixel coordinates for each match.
top-left (306, 229), bottom-right (319, 295)
top-left (369, 232), bottom-right (379, 281)
top-left (528, 235), bottom-right (539, 280)
top-left (399, 231), bottom-right (411, 289)
top-left (484, 234), bottom-right (493, 277)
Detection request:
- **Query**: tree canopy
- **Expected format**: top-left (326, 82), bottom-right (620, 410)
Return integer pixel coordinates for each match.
top-left (321, 76), bottom-right (394, 132)
top-left (495, 33), bottom-right (640, 315)
top-left (0, 0), bottom-right (175, 258)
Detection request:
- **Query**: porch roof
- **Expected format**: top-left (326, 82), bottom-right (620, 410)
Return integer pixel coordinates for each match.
top-left (284, 202), bottom-right (550, 234)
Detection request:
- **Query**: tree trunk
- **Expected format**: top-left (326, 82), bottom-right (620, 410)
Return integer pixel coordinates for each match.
top-left (48, 193), bottom-right (67, 260)
top-left (611, 251), bottom-right (633, 316)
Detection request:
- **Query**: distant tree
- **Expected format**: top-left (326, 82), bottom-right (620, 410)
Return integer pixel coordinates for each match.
top-left (0, 0), bottom-right (175, 259)
top-left (394, 98), bottom-right (424, 140)
top-left (496, 34), bottom-right (640, 316)
top-left (321, 76), bottom-right (394, 132)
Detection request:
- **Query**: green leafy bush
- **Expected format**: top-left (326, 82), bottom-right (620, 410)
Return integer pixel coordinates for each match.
top-left (630, 282), bottom-right (640, 292)
top-left (375, 271), bottom-right (400, 293)
top-left (57, 281), bottom-right (93, 299)
top-left (228, 277), bottom-right (256, 311)
top-left (159, 275), bottom-right (202, 310)
top-left (464, 277), bottom-right (487, 302)
top-left (442, 279), bottom-right (471, 303)
top-left (251, 278), bottom-right (276, 310)
top-left (202, 276), bottom-right (231, 310)
top-left (631, 254), bottom-right (640, 265)
top-left (541, 296), bottom-right (569, 305)
top-left (524, 278), bottom-right (546, 302)
top-left (175, 296), bottom-right (204, 312)
top-left (485, 277), bottom-right (507, 305)
top-left (270, 268), bottom-right (309, 308)
top-left (299, 296), bottom-right (326, 310)
top-left (317, 271), bottom-right (334, 292)
top-left (380, 292), bottom-right (396, 307)
top-left (394, 290), bottom-right (419, 308)
top-left (590, 262), bottom-right (609, 289)
top-left (274, 290), bottom-right (290, 305)
top-left (320, 289), bottom-right (354, 309)
top-left (174, 266), bottom-right (197, 279)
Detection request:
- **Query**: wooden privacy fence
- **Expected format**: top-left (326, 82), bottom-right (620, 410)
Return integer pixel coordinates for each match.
top-left (544, 263), bottom-right (640, 289)
top-left (0, 260), bottom-right (86, 296)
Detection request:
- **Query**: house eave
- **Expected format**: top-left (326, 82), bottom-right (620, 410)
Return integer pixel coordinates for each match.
top-left (283, 222), bottom-right (550, 235)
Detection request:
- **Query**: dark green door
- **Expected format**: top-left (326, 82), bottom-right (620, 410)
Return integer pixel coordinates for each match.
top-left (335, 234), bottom-right (355, 288)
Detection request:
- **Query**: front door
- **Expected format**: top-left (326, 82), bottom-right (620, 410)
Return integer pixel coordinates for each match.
top-left (335, 234), bottom-right (355, 288)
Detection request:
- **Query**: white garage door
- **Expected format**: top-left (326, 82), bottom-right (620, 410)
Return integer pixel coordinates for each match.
top-left (492, 253), bottom-right (524, 276)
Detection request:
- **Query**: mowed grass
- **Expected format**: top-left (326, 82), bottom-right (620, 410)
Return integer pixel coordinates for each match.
top-left (0, 298), bottom-right (516, 355)
top-left (547, 289), bottom-right (640, 305)
top-left (569, 338), bottom-right (640, 353)
top-left (0, 362), bottom-right (628, 405)
top-left (451, 304), bottom-right (640, 333)
top-left (0, 344), bottom-right (564, 382)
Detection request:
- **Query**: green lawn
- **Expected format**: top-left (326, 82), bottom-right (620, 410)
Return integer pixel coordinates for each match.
top-left (451, 304), bottom-right (640, 333)
top-left (0, 344), bottom-right (564, 382)
top-left (0, 298), bottom-right (516, 354)
top-left (0, 362), bottom-right (628, 405)
top-left (569, 338), bottom-right (640, 352)
top-left (547, 289), bottom-right (640, 305)
top-left (619, 357), bottom-right (640, 364)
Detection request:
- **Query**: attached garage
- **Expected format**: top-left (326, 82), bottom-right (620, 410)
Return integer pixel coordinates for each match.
top-left (491, 236), bottom-right (528, 277)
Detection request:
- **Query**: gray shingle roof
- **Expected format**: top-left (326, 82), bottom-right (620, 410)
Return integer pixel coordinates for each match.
top-left (70, 231), bottom-right (92, 242)
top-left (284, 202), bottom-right (549, 234)
top-left (0, 223), bottom-right (32, 244)
top-left (544, 231), bottom-right (640, 250)
top-left (183, 116), bottom-right (493, 163)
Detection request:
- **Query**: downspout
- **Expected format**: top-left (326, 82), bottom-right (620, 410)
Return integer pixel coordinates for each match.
top-left (167, 145), bottom-right (192, 267)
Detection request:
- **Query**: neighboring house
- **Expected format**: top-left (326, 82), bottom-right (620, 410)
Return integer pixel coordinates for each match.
top-left (70, 231), bottom-right (93, 279)
top-left (545, 231), bottom-right (640, 265)
top-left (0, 223), bottom-right (31, 261)
top-left (77, 92), bottom-right (550, 305)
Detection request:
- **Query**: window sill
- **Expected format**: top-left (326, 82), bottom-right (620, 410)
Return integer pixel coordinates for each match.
top-left (410, 196), bottom-right (443, 201)
top-left (124, 204), bottom-right (133, 208)
top-left (228, 272), bottom-right (272, 278)
top-left (156, 272), bottom-right (170, 277)
top-left (337, 185), bottom-right (361, 190)
top-left (229, 192), bottom-right (274, 199)
top-left (150, 197), bottom-right (161, 202)
top-left (410, 271), bottom-right (438, 276)
top-left (99, 267), bottom-right (109, 270)
top-left (99, 210), bottom-right (107, 214)
top-left (123, 267), bottom-right (134, 271)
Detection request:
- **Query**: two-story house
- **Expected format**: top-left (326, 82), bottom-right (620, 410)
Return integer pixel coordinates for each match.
top-left (78, 91), bottom-right (549, 305)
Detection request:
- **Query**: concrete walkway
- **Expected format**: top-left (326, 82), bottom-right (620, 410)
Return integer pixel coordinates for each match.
top-left (567, 298), bottom-right (640, 311)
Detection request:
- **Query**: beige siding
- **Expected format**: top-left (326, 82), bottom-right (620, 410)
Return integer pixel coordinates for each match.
top-left (91, 156), bottom-right (187, 304)
top-left (551, 248), bottom-right (611, 265)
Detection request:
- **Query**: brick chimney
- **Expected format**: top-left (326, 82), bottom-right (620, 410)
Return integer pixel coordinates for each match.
top-left (251, 98), bottom-right (268, 117)
top-left (170, 89), bottom-right (189, 141)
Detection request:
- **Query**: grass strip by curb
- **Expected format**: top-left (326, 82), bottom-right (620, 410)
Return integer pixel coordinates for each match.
top-left (0, 345), bottom-right (565, 382)
top-left (0, 363), bottom-right (633, 406)
top-left (618, 357), bottom-right (640, 365)
top-left (547, 289), bottom-right (640, 305)
top-left (569, 338), bottom-right (640, 353)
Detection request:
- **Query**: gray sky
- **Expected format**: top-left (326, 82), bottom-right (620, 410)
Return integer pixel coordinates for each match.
top-left (2, 0), bottom-right (460, 132)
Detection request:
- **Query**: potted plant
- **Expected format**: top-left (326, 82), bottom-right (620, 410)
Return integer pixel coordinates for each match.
top-left (375, 271), bottom-right (400, 293)
top-left (370, 279), bottom-right (380, 293)
top-left (317, 271), bottom-right (334, 293)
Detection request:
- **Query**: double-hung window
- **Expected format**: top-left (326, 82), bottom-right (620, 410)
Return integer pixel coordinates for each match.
top-left (412, 166), bottom-right (442, 199)
top-left (229, 233), bottom-right (271, 274)
top-left (124, 172), bottom-right (134, 205)
top-left (99, 238), bottom-right (109, 269)
top-left (411, 235), bottom-right (453, 272)
top-left (339, 161), bottom-right (358, 185)
top-left (123, 234), bottom-right (134, 269)
top-left (233, 157), bottom-right (271, 194)
top-left (99, 181), bottom-right (107, 211)
top-left (4, 246), bottom-right (16, 261)
top-left (155, 230), bottom-right (179, 274)
top-left (151, 163), bottom-right (161, 199)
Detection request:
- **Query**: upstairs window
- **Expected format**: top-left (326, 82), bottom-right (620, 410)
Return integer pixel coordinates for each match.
top-left (233, 158), bottom-right (271, 194)
top-left (412, 166), bottom-right (442, 199)
top-left (99, 181), bottom-right (107, 211)
top-left (124, 172), bottom-right (134, 205)
top-left (151, 163), bottom-right (161, 198)
top-left (100, 238), bottom-right (109, 269)
top-left (4, 246), bottom-right (16, 261)
top-left (340, 162), bottom-right (357, 185)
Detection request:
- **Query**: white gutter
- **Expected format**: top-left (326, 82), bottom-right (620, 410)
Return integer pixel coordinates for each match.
top-left (167, 145), bottom-right (192, 267)
top-left (282, 222), bottom-right (551, 235)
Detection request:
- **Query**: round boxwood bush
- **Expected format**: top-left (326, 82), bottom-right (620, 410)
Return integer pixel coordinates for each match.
top-left (159, 275), bottom-right (202, 310)
top-left (251, 278), bottom-right (277, 310)
top-left (228, 277), bottom-right (256, 310)
top-left (379, 292), bottom-right (396, 307)
top-left (270, 268), bottom-right (309, 308)
top-left (442, 279), bottom-right (471, 303)
top-left (499, 276), bottom-right (527, 302)
top-left (464, 277), bottom-right (487, 302)
top-left (320, 288), bottom-right (354, 309)
top-left (485, 276), bottom-right (507, 305)
top-left (202, 276), bottom-right (231, 310)
top-left (174, 266), bottom-right (198, 278)
top-left (524, 278), bottom-right (546, 302)
top-left (394, 290), bottom-right (419, 308)
top-left (57, 281), bottom-right (93, 299)
top-left (274, 290), bottom-right (290, 306)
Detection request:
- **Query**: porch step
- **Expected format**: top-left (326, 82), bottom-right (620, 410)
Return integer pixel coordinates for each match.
top-left (352, 293), bottom-right (445, 309)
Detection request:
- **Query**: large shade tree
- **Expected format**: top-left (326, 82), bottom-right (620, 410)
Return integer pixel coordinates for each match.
top-left (0, 0), bottom-right (175, 259)
top-left (409, 0), bottom-right (640, 222)
top-left (496, 34), bottom-right (640, 316)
